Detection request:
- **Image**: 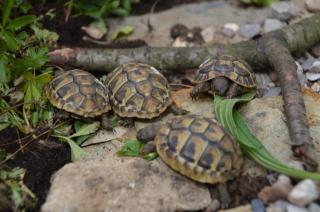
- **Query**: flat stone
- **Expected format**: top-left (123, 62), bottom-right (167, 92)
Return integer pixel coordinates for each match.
top-left (263, 19), bottom-right (284, 33)
top-left (309, 202), bottom-right (320, 212)
top-left (267, 200), bottom-right (288, 212)
top-left (270, 2), bottom-right (299, 21)
top-left (288, 179), bottom-right (319, 206)
top-left (286, 204), bottom-right (309, 212)
top-left (239, 23), bottom-right (261, 39)
top-left (42, 156), bottom-right (211, 212)
top-left (304, 0), bottom-right (320, 12)
top-left (222, 23), bottom-right (239, 38)
top-left (107, 1), bottom-right (269, 46)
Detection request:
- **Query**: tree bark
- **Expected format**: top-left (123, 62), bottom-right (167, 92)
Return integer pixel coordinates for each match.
top-left (48, 12), bottom-right (320, 170)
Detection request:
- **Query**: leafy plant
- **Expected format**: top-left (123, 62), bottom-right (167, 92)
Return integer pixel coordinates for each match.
top-left (0, 167), bottom-right (37, 210)
top-left (117, 140), bottom-right (158, 161)
top-left (64, 0), bottom-right (140, 35)
top-left (53, 122), bottom-right (100, 161)
top-left (0, 0), bottom-right (58, 133)
top-left (214, 92), bottom-right (320, 180)
top-left (240, 0), bottom-right (280, 6)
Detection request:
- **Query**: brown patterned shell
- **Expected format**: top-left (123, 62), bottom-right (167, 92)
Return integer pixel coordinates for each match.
top-left (107, 63), bottom-right (172, 119)
top-left (155, 115), bottom-right (243, 184)
top-left (194, 54), bottom-right (256, 88)
top-left (46, 69), bottom-right (111, 118)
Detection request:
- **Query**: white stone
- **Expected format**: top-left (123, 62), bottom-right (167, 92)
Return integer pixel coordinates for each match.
top-left (81, 25), bottom-right (105, 40)
top-left (288, 179), bottom-right (319, 207)
top-left (286, 204), bottom-right (309, 212)
top-left (309, 202), bottom-right (320, 212)
top-left (305, 0), bottom-right (320, 12)
top-left (311, 82), bottom-right (320, 93)
top-left (239, 23), bottom-right (261, 39)
top-left (270, 2), bottom-right (299, 21)
top-left (201, 27), bottom-right (215, 43)
top-left (263, 19), bottom-right (284, 33)
top-left (306, 61), bottom-right (320, 81)
top-left (172, 37), bottom-right (188, 47)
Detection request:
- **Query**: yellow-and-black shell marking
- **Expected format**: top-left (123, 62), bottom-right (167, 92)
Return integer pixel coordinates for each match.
top-left (156, 115), bottom-right (243, 184)
top-left (107, 63), bottom-right (172, 119)
top-left (46, 69), bottom-right (111, 118)
top-left (194, 54), bottom-right (256, 88)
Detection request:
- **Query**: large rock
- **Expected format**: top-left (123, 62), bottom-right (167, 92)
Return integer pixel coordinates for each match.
top-left (42, 154), bottom-right (211, 212)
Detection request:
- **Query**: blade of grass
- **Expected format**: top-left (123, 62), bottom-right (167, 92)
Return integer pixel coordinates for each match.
top-left (213, 93), bottom-right (320, 180)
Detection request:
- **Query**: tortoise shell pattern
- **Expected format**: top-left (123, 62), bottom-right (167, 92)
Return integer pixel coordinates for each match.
top-left (194, 55), bottom-right (256, 88)
top-left (107, 63), bottom-right (172, 119)
top-left (46, 69), bottom-right (111, 118)
top-left (155, 115), bottom-right (243, 184)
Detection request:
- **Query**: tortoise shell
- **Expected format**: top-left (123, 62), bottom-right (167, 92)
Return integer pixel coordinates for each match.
top-left (155, 115), bottom-right (243, 184)
top-left (46, 69), bottom-right (111, 118)
top-left (107, 63), bottom-right (172, 119)
top-left (194, 54), bottom-right (256, 88)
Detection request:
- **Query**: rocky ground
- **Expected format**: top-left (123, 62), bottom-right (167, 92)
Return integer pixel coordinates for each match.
top-left (40, 0), bottom-right (320, 211)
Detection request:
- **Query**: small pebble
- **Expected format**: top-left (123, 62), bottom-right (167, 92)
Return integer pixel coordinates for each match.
top-left (251, 198), bottom-right (265, 212)
top-left (311, 82), bottom-right (320, 92)
top-left (286, 204), bottom-right (308, 212)
top-left (301, 54), bottom-right (318, 71)
top-left (270, 2), bottom-right (299, 21)
top-left (263, 19), bottom-right (284, 33)
top-left (304, 0), bottom-right (320, 12)
top-left (306, 61), bottom-right (320, 81)
top-left (263, 87), bottom-right (281, 97)
top-left (239, 23), bottom-right (261, 39)
top-left (295, 62), bottom-right (307, 86)
top-left (201, 27), bottom-right (215, 43)
top-left (258, 175), bottom-right (293, 204)
top-left (309, 202), bottom-right (320, 212)
top-left (172, 37), bottom-right (188, 47)
top-left (288, 179), bottom-right (319, 207)
top-left (222, 23), bottom-right (239, 38)
top-left (267, 200), bottom-right (288, 212)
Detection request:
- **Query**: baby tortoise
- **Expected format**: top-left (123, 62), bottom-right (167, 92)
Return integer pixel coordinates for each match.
top-left (106, 63), bottom-right (187, 123)
top-left (46, 69), bottom-right (113, 129)
top-left (137, 115), bottom-right (243, 208)
top-left (191, 54), bottom-right (256, 98)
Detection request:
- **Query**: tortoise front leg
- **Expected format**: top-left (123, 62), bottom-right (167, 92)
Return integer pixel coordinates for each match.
top-left (211, 77), bottom-right (230, 96)
top-left (137, 124), bottom-right (161, 154)
top-left (217, 183), bottom-right (231, 209)
top-left (190, 81), bottom-right (211, 99)
top-left (225, 83), bottom-right (247, 98)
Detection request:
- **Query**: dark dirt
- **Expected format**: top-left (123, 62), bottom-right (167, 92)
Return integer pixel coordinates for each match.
top-left (0, 127), bottom-right (71, 212)
top-left (31, 0), bottom-right (211, 48)
top-left (228, 174), bottom-right (270, 206)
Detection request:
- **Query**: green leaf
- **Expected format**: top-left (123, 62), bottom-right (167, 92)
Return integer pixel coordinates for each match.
top-left (213, 93), bottom-right (320, 180)
top-left (6, 15), bottom-right (36, 30)
top-left (2, 31), bottom-right (20, 51)
top-left (122, 0), bottom-right (131, 12)
top-left (117, 140), bottom-right (144, 157)
top-left (24, 80), bottom-right (41, 109)
top-left (111, 26), bottom-right (134, 41)
top-left (70, 122), bottom-right (100, 138)
top-left (0, 58), bottom-right (8, 84)
top-left (117, 140), bottom-right (158, 161)
top-left (110, 8), bottom-right (130, 17)
top-left (2, 0), bottom-right (15, 26)
top-left (65, 137), bottom-right (88, 161)
top-left (74, 121), bottom-right (95, 145)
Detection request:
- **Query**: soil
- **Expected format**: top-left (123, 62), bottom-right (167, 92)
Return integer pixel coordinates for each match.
top-left (31, 0), bottom-right (211, 48)
top-left (0, 127), bottom-right (70, 212)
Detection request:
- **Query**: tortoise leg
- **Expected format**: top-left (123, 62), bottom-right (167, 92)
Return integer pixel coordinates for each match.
top-left (136, 124), bottom-right (161, 142)
top-left (190, 81), bottom-right (211, 99)
top-left (101, 113), bottom-right (115, 131)
top-left (137, 124), bottom-right (160, 154)
top-left (169, 102), bottom-right (189, 115)
top-left (225, 83), bottom-right (247, 98)
top-left (211, 77), bottom-right (230, 96)
top-left (217, 183), bottom-right (231, 209)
